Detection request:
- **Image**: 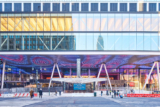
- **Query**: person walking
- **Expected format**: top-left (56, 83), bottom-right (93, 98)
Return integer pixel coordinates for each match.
top-left (39, 88), bottom-right (43, 98)
top-left (55, 90), bottom-right (57, 96)
top-left (110, 90), bottom-right (111, 95)
top-left (114, 90), bottom-right (116, 98)
top-left (101, 91), bottom-right (103, 96)
top-left (59, 90), bottom-right (61, 96)
top-left (30, 89), bottom-right (34, 100)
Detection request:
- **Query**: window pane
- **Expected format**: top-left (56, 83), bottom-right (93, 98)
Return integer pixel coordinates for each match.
top-left (94, 33), bottom-right (106, 50)
top-left (14, 3), bottom-right (21, 12)
top-left (81, 3), bottom-right (88, 11)
top-left (137, 14), bottom-right (143, 31)
top-left (100, 3), bottom-right (108, 11)
top-left (72, 14), bottom-right (79, 31)
top-left (24, 3), bottom-right (31, 12)
top-left (80, 14), bottom-right (86, 31)
top-left (15, 14), bottom-right (22, 31)
top-left (51, 14), bottom-right (57, 31)
top-left (122, 33), bottom-right (129, 50)
top-left (37, 14), bottom-right (43, 31)
top-left (87, 14), bottom-right (93, 31)
top-left (130, 33), bottom-right (136, 50)
top-left (30, 14), bottom-right (37, 31)
top-left (144, 14), bottom-right (151, 31)
top-left (120, 3), bottom-right (127, 12)
top-left (149, 3), bottom-right (156, 12)
top-left (151, 33), bottom-right (158, 50)
top-left (115, 33), bottom-right (122, 50)
top-left (144, 33), bottom-right (151, 50)
top-left (122, 14), bottom-right (129, 31)
top-left (62, 3), bottom-right (69, 12)
top-left (107, 33), bottom-right (114, 50)
top-left (100, 14), bottom-right (108, 31)
top-left (151, 14), bottom-right (158, 31)
top-left (58, 14), bottom-right (64, 31)
top-left (76, 33), bottom-right (86, 50)
top-left (65, 14), bottom-right (72, 31)
top-left (91, 3), bottom-right (98, 11)
top-left (43, 3), bottom-right (50, 12)
top-left (93, 14), bottom-right (100, 31)
top-left (130, 14), bottom-right (136, 31)
top-left (5, 3), bottom-right (12, 12)
top-left (86, 33), bottom-right (93, 50)
top-left (110, 3), bottom-right (117, 11)
top-left (130, 3), bottom-right (137, 12)
top-left (108, 14), bottom-right (114, 31)
top-left (0, 3), bottom-right (2, 12)
top-left (72, 3), bottom-right (79, 11)
top-left (44, 14), bottom-right (50, 31)
top-left (115, 14), bottom-right (122, 31)
top-left (1, 14), bottom-right (8, 31)
top-left (8, 14), bottom-right (14, 31)
top-left (137, 33), bottom-right (143, 50)
top-left (33, 3), bottom-right (41, 12)
top-left (53, 3), bottom-right (60, 12)
top-left (139, 3), bottom-right (147, 12)
top-left (23, 14), bottom-right (30, 31)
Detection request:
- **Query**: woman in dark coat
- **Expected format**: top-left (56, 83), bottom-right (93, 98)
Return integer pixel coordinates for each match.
top-left (39, 88), bottom-right (43, 98)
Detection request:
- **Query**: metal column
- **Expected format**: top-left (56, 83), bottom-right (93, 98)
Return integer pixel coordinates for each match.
top-left (157, 62), bottom-right (160, 91)
top-left (103, 64), bottom-right (112, 90)
top-left (1, 61), bottom-right (6, 89)
top-left (48, 64), bottom-right (55, 88)
top-left (142, 62), bottom-right (156, 90)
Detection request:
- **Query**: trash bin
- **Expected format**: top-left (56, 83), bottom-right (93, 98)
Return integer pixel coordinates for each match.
top-left (94, 92), bottom-right (97, 97)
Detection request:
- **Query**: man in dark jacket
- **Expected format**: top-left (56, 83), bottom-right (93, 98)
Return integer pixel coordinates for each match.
top-left (39, 88), bottom-right (43, 98)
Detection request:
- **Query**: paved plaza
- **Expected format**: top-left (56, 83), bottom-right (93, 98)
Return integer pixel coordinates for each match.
top-left (0, 96), bottom-right (160, 107)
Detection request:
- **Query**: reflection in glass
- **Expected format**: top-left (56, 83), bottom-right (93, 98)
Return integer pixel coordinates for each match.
top-left (97, 35), bottom-right (104, 50)
top-left (37, 14), bottom-right (43, 31)
top-left (130, 14), bottom-right (136, 31)
top-left (108, 14), bottom-right (114, 31)
top-left (122, 33), bottom-right (129, 50)
top-left (137, 14), bottom-right (143, 31)
top-left (151, 33), bottom-right (158, 50)
top-left (115, 14), bottom-right (122, 31)
top-left (137, 33), bottom-right (143, 50)
top-left (144, 14), bottom-right (151, 31)
top-left (144, 33), bottom-right (151, 50)
top-left (80, 14), bottom-right (86, 31)
top-left (44, 14), bottom-right (50, 31)
top-left (151, 14), bottom-right (158, 31)
top-left (115, 33), bottom-right (122, 50)
top-left (87, 14), bottom-right (93, 31)
top-left (100, 14), bottom-right (108, 31)
top-left (130, 33), bottom-right (136, 50)
top-left (107, 33), bottom-right (114, 50)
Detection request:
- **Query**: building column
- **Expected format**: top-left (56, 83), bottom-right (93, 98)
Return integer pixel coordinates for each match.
top-left (79, 2), bottom-right (81, 11)
top-left (98, 2), bottom-right (100, 11)
top-left (31, 2), bottom-right (33, 12)
top-left (70, 2), bottom-right (72, 12)
top-left (1, 61), bottom-right (6, 89)
top-left (60, 2), bottom-right (62, 11)
top-left (41, 2), bottom-right (43, 12)
top-left (12, 2), bottom-right (14, 12)
top-left (50, 2), bottom-right (52, 12)
top-left (127, 2), bottom-right (129, 12)
top-left (89, 2), bottom-right (91, 11)
top-left (147, 2), bottom-right (149, 12)
top-left (108, 2), bottom-right (110, 11)
top-left (22, 2), bottom-right (24, 12)
top-left (118, 2), bottom-right (120, 11)
top-left (2, 2), bottom-right (4, 12)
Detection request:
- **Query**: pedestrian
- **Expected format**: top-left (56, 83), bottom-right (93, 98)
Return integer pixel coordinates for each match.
top-left (110, 90), bottom-right (111, 95)
top-left (30, 89), bottom-right (34, 100)
top-left (59, 90), bottom-right (61, 96)
top-left (39, 88), bottom-right (43, 98)
top-left (101, 91), bottom-right (103, 96)
top-left (114, 90), bottom-right (116, 98)
top-left (55, 90), bottom-right (57, 96)
top-left (106, 90), bottom-right (108, 96)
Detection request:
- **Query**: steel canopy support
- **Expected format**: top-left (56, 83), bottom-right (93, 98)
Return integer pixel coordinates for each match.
top-left (142, 62), bottom-right (156, 90)
top-left (103, 64), bottom-right (112, 91)
top-left (48, 63), bottom-right (62, 88)
top-left (48, 64), bottom-right (55, 88)
top-left (1, 61), bottom-right (6, 89)
top-left (157, 62), bottom-right (160, 91)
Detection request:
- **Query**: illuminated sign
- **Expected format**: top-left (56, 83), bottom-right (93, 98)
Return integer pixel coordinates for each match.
top-left (73, 84), bottom-right (86, 90)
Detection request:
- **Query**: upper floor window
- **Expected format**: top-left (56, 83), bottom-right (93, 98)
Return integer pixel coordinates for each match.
top-left (33, 3), bottom-right (41, 12)
top-left (24, 3), bottom-right (31, 12)
top-left (43, 3), bottom-right (50, 12)
top-left (120, 3), bottom-right (127, 11)
top-left (0, 3), bottom-right (2, 12)
top-left (5, 3), bottom-right (12, 12)
top-left (53, 3), bottom-right (60, 12)
top-left (91, 3), bottom-right (98, 11)
top-left (100, 3), bottom-right (108, 11)
top-left (14, 3), bottom-right (21, 12)
top-left (149, 3), bottom-right (156, 12)
top-left (62, 3), bottom-right (69, 12)
top-left (81, 3), bottom-right (88, 11)
top-left (72, 3), bottom-right (79, 11)
top-left (110, 3), bottom-right (117, 11)
top-left (130, 3), bottom-right (137, 12)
